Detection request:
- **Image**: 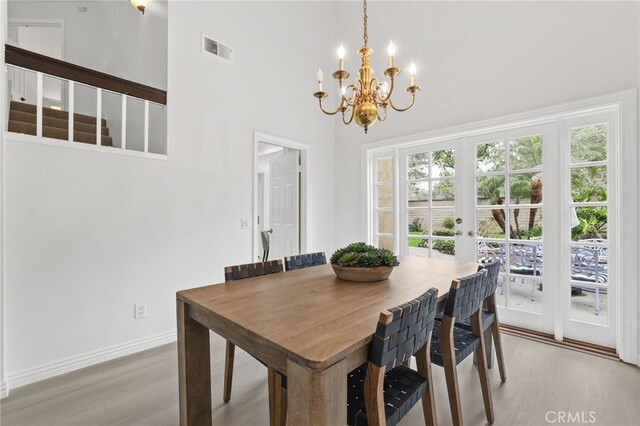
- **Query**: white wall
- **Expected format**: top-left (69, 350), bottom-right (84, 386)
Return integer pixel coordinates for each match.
top-left (2, 1), bottom-right (335, 388)
top-left (332, 0), bottom-right (640, 246)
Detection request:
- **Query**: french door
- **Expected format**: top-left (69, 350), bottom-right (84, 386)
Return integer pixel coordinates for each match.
top-left (377, 110), bottom-right (618, 348)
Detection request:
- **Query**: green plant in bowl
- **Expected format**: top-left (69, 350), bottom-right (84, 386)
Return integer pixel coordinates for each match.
top-left (330, 243), bottom-right (399, 282)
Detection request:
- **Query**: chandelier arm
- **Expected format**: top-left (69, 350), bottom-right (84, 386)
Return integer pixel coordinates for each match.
top-left (378, 106), bottom-right (388, 122)
top-left (318, 97), bottom-right (345, 116)
top-left (388, 92), bottom-right (416, 112)
top-left (342, 83), bottom-right (358, 107)
top-left (377, 76), bottom-right (396, 104)
top-left (342, 105), bottom-right (355, 125)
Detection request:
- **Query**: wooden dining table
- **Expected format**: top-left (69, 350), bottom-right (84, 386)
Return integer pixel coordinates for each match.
top-left (177, 256), bottom-right (479, 426)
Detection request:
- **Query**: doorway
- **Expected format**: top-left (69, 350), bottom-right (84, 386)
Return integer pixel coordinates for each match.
top-left (253, 132), bottom-right (308, 263)
top-left (367, 108), bottom-right (620, 350)
top-left (8, 20), bottom-right (64, 108)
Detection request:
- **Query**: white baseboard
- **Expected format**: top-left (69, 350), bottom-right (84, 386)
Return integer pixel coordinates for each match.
top-left (6, 330), bottom-right (176, 391)
top-left (0, 380), bottom-right (9, 399)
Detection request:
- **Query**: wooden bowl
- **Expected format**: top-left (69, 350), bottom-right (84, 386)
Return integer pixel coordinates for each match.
top-left (331, 264), bottom-right (394, 282)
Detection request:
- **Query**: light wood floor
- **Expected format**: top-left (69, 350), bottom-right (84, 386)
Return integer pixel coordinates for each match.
top-left (1, 333), bottom-right (639, 425)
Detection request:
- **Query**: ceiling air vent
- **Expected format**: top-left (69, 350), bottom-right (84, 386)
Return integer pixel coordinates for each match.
top-left (202, 34), bottom-right (232, 62)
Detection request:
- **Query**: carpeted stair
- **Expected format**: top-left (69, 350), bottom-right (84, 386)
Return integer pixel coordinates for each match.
top-left (8, 101), bottom-right (113, 146)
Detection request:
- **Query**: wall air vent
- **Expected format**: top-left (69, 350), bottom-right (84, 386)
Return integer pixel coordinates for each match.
top-left (202, 34), bottom-right (232, 62)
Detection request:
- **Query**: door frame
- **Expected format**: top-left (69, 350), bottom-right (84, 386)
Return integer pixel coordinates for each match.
top-left (361, 89), bottom-right (638, 365)
top-left (253, 131), bottom-right (308, 262)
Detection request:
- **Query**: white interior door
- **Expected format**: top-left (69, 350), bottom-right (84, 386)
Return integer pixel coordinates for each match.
top-left (269, 150), bottom-right (299, 260)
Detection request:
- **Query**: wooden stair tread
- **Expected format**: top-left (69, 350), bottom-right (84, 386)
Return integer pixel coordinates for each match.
top-left (8, 120), bottom-right (113, 147)
top-left (9, 110), bottom-right (109, 136)
top-left (10, 101), bottom-right (107, 126)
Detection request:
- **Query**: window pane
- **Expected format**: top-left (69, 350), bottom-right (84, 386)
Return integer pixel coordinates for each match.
top-left (496, 274), bottom-right (506, 307)
top-left (570, 124), bottom-right (607, 163)
top-left (431, 149), bottom-right (455, 177)
top-left (509, 172), bottom-right (542, 205)
top-left (477, 242), bottom-right (506, 273)
top-left (572, 207), bottom-right (607, 241)
top-left (570, 246), bottom-right (608, 284)
top-left (377, 211), bottom-right (393, 234)
top-left (431, 209), bottom-right (456, 236)
top-left (476, 141), bottom-right (505, 173)
top-left (408, 209), bottom-right (429, 235)
top-left (408, 181), bottom-right (429, 203)
top-left (569, 285), bottom-right (607, 325)
top-left (377, 184), bottom-right (393, 208)
top-left (407, 153), bottom-right (429, 180)
top-left (431, 179), bottom-right (455, 206)
top-left (509, 276), bottom-right (543, 314)
top-left (477, 209), bottom-right (506, 239)
top-left (377, 236), bottom-right (393, 250)
top-left (377, 158), bottom-right (393, 182)
top-left (571, 166), bottom-right (607, 203)
top-left (431, 238), bottom-right (455, 260)
top-left (508, 208), bottom-right (542, 240)
top-left (407, 236), bottom-right (429, 257)
top-left (509, 243), bottom-right (543, 278)
top-left (477, 176), bottom-right (505, 205)
top-left (509, 135), bottom-right (542, 170)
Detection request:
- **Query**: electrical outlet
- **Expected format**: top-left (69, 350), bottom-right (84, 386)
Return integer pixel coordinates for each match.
top-left (240, 218), bottom-right (250, 230)
top-left (134, 303), bottom-right (147, 319)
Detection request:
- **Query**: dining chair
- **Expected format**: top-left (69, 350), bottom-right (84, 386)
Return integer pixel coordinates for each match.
top-left (430, 269), bottom-right (494, 425)
top-left (457, 259), bottom-right (507, 382)
top-left (222, 259), bottom-right (284, 405)
top-left (283, 251), bottom-right (327, 271)
top-left (347, 288), bottom-right (439, 426)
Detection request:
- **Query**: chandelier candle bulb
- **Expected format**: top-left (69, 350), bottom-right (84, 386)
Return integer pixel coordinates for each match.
top-left (338, 43), bottom-right (346, 71)
top-left (388, 41), bottom-right (396, 68)
top-left (317, 68), bottom-right (323, 91)
top-left (409, 62), bottom-right (416, 87)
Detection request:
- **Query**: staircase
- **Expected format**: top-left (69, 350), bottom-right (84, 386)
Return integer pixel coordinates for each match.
top-left (8, 101), bottom-right (113, 146)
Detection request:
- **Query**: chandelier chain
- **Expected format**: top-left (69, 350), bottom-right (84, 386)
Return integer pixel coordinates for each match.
top-left (363, 0), bottom-right (368, 47)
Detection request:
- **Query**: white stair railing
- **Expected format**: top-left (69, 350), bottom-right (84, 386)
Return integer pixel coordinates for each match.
top-left (5, 63), bottom-right (166, 156)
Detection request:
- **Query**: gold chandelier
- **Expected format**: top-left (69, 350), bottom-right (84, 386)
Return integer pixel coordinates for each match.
top-left (313, 0), bottom-right (420, 134)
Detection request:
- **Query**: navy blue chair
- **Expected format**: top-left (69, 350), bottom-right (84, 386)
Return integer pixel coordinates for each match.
top-left (430, 269), bottom-right (494, 425)
top-left (347, 288), bottom-right (439, 426)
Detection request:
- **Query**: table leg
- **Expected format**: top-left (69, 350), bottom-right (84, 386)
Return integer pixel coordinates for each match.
top-left (177, 300), bottom-right (212, 426)
top-left (287, 359), bottom-right (347, 426)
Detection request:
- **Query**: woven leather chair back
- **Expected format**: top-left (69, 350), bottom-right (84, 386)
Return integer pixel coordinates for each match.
top-left (284, 252), bottom-right (327, 271)
top-left (443, 270), bottom-right (487, 321)
top-left (370, 288), bottom-right (439, 370)
top-left (224, 260), bottom-right (284, 282)
top-left (479, 259), bottom-right (501, 299)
